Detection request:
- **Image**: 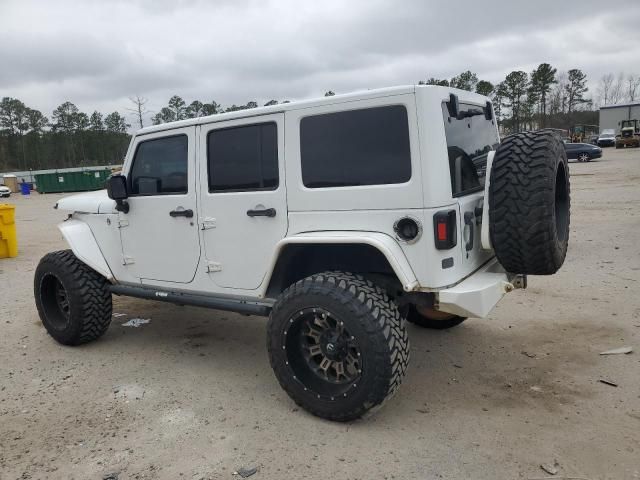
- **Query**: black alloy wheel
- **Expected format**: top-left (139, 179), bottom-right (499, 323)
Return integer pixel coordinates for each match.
top-left (284, 307), bottom-right (362, 400)
top-left (267, 271), bottom-right (409, 421)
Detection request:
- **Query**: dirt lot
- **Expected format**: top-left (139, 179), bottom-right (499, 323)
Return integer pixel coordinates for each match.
top-left (1, 148), bottom-right (639, 480)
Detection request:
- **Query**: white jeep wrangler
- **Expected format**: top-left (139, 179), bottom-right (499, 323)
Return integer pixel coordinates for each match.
top-left (34, 86), bottom-right (570, 421)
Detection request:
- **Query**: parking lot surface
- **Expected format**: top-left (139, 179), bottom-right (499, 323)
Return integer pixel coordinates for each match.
top-left (1, 148), bottom-right (639, 479)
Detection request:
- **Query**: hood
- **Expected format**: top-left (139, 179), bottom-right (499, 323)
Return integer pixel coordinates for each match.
top-left (55, 189), bottom-right (116, 214)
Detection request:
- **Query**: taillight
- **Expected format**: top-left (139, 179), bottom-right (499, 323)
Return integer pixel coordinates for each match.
top-left (433, 210), bottom-right (457, 250)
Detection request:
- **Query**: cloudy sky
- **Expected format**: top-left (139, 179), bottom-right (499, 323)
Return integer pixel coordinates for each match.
top-left (1, 0), bottom-right (639, 125)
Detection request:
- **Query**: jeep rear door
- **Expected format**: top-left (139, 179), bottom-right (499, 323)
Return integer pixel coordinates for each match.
top-left (198, 113), bottom-right (287, 290)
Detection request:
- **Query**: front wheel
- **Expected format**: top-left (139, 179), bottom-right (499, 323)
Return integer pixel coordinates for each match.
top-left (34, 250), bottom-right (112, 345)
top-left (267, 271), bottom-right (409, 421)
top-left (577, 153), bottom-right (590, 162)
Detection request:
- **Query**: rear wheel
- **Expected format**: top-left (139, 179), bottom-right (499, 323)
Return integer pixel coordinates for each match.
top-left (489, 130), bottom-right (570, 275)
top-left (34, 250), bottom-right (112, 345)
top-left (267, 271), bottom-right (409, 421)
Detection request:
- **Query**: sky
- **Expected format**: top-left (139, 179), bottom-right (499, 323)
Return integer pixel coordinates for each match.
top-left (1, 0), bottom-right (639, 126)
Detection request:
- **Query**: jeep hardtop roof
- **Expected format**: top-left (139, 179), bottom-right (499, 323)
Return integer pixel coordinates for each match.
top-left (137, 85), bottom-right (423, 136)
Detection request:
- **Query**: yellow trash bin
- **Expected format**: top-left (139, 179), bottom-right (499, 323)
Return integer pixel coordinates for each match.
top-left (0, 204), bottom-right (18, 258)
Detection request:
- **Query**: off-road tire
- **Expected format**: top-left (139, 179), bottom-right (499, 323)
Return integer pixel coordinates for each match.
top-left (405, 305), bottom-right (466, 330)
top-left (489, 130), bottom-right (570, 275)
top-left (267, 271), bottom-right (410, 421)
top-left (34, 249), bottom-right (112, 345)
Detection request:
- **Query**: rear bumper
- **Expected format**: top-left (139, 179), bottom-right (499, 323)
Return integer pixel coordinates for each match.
top-left (436, 258), bottom-right (523, 318)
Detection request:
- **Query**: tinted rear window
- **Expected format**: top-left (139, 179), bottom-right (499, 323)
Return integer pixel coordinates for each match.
top-left (207, 122), bottom-right (278, 192)
top-left (442, 102), bottom-right (499, 196)
top-left (300, 105), bottom-right (411, 188)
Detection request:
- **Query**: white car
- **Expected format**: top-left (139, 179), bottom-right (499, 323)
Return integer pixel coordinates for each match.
top-left (34, 85), bottom-right (570, 421)
top-left (0, 185), bottom-right (11, 198)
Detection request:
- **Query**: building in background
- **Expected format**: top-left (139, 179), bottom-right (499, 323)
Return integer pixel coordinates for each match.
top-left (599, 103), bottom-right (640, 133)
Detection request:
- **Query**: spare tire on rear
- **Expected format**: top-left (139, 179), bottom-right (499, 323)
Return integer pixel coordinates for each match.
top-left (489, 130), bottom-right (570, 275)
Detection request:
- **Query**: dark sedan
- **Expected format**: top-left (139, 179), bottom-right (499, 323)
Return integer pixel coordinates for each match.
top-left (564, 142), bottom-right (602, 162)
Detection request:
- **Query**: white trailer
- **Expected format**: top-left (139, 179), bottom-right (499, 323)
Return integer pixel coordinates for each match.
top-left (599, 102), bottom-right (640, 133)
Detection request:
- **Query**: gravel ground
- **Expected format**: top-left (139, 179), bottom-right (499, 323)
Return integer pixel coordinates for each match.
top-left (1, 147), bottom-right (639, 480)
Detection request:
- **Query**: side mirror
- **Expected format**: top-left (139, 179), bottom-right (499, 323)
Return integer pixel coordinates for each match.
top-left (107, 175), bottom-right (130, 213)
top-left (107, 175), bottom-right (127, 200)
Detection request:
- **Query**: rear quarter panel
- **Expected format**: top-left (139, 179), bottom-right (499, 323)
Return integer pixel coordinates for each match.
top-left (287, 209), bottom-right (466, 290)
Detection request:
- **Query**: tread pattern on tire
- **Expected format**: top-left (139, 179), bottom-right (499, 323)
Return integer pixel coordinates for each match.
top-left (35, 249), bottom-right (112, 345)
top-left (489, 130), bottom-right (570, 275)
top-left (267, 271), bottom-right (409, 421)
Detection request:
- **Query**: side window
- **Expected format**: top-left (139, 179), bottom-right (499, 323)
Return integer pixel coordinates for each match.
top-left (442, 102), bottom-right (499, 197)
top-left (208, 122), bottom-right (278, 192)
top-left (300, 105), bottom-right (411, 188)
top-left (129, 135), bottom-right (188, 195)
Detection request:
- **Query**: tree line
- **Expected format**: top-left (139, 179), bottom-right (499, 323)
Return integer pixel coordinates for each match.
top-left (0, 98), bottom-right (129, 172)
top-left (596, 73), bottom-right (640, 106)
top-left (152, 64), bottom-right (612, 135)
top-left (3, 63), bottom-right (634, 172)
top-left (419, 65), bottom-right (602, 132)
top-left (149, 96), bottom-right (290, 125)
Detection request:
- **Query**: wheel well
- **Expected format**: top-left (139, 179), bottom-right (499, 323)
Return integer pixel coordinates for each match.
top-left (265, 243), bottom-right (403, 299)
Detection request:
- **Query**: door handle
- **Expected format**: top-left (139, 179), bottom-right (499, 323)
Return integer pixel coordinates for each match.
top-left (247, 208), bottom-right (276, 217)
top-left (169, 208), bottom-right (194, 218)
top-left (464, 211), bottom-right (474, 251)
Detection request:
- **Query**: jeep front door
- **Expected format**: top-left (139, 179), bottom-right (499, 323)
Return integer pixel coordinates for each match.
top-left (198, 114), bottom-right (287, 290)
top-left (120, 127), bottom-right (200, 283)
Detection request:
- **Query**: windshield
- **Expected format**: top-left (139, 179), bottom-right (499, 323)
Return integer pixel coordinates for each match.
top-left (600, 133), bottom-right (614, 138)
top-left (442, 101), bottom-right (500, 197)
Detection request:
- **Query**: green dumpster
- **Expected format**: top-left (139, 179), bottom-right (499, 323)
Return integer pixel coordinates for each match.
top-left (35, 170), bottom-right (111, 194)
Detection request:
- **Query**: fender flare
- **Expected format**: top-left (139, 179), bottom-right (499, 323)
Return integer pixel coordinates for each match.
top-left (58, 219), bottom-right (113, 281)
top-left (264, 231), bottom-right (419, 292)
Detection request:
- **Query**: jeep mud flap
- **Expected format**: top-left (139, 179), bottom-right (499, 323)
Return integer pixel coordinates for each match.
top-left (436, 258), bottom-right (525, 318)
